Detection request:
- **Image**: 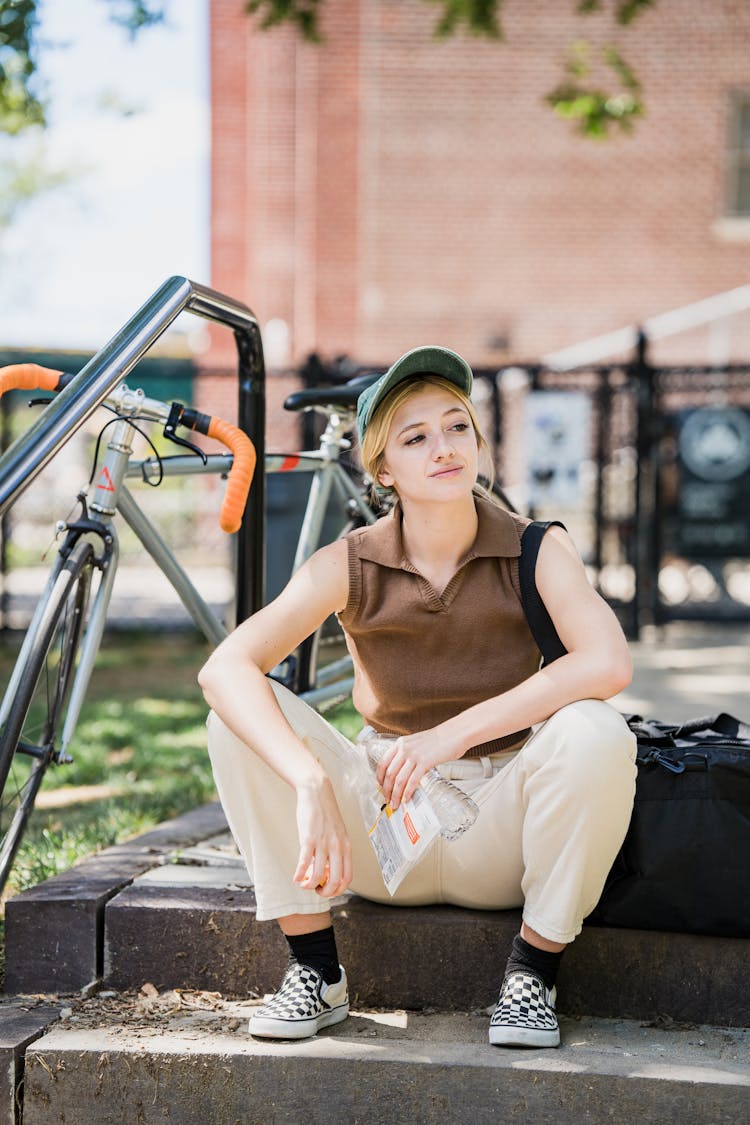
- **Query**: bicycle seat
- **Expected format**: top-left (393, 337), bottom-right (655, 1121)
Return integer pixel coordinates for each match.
top-left (284, 372), bottom-right (382, 412)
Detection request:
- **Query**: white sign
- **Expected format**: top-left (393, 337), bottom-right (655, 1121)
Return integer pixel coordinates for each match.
top-left (524, 391), bottom-right (591, 508)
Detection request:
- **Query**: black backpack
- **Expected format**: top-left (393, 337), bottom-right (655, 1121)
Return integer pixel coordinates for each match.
top-left (519, 520), bottom-right (750, 938)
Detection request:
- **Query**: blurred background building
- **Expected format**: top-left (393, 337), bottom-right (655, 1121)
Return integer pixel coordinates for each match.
top-left (206, 0), bottom-right (750, 379)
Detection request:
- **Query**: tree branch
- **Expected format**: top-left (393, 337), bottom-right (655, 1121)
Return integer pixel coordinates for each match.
top-left (0, 0), bottom-right (659, 139)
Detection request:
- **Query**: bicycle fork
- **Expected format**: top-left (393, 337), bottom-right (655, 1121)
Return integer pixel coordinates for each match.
top-left (56, 413), bottom-right (164, 762)
top-left (3, 421), bottom-right (136, 762)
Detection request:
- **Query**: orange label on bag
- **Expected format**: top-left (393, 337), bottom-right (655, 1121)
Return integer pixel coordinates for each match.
top-left (403, 812), bottom-right (419, 845)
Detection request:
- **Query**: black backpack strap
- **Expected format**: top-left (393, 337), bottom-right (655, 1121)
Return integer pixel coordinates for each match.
top-left (519, 521), bottom-right (568, 667)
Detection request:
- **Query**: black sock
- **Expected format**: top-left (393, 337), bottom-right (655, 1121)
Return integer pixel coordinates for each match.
top-left (504, 933), bottom-right (564, 991)
top-left (286, 926), bottom-right (341, 985)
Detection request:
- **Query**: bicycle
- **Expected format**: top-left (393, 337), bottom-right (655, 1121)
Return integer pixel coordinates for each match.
top-left (268, 373), bottom-right (388, 704)
top-left (0, 362), bottom-right (382, 895)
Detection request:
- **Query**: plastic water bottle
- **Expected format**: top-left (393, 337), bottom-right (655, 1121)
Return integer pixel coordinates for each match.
top-left (361, 733), bottom-right (479, 842)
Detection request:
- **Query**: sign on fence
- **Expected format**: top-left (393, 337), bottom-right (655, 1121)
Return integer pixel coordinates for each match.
top-left (524, 391), bottom-right (591, 509)
top-left (672, 406), bottom-right (750, 557)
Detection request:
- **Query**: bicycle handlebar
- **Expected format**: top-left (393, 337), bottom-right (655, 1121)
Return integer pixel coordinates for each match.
top-left (0, 363), bottom-right (255, 535)
top-left (0, 362), bottom-right (66, 396)
top-left (179, 409), bottom-right (257, 534)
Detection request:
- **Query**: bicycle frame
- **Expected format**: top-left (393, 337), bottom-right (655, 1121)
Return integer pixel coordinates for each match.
top-left (130, 405), bottom-right (376, 577)
top-left (268, 453), bottom-right (374, 572)
top-left (1, 398), bottom-right (376, 749)
top-left (127, 406), bottom-right (377, 709)
top-left (0, 409), bottom-right (232, 760)
top-left (131, 448), bottom-right (374, 576)
top-left (0, 275), bottom-right (267, 623)
top-left (276, 410), bottom-right (375, 573)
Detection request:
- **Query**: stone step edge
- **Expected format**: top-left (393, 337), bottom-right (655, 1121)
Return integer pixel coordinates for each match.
top-left (99, 876), bottom-right (750, 1027)
top-left (19, 1008), bottom-right (750, 1125)
top-left (3, 801), bottom-right (228, 995)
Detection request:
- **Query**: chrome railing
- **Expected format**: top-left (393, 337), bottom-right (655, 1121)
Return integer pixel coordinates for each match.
top-left (0, 275), bottom-right (267, 622)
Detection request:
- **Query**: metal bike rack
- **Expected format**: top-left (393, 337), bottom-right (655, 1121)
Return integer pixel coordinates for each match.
top-left (0, 275), bottom-right (266, 624)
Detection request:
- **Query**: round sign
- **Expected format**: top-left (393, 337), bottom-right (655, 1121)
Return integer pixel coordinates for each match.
top-left (678, 407), bottom-right (750, 482)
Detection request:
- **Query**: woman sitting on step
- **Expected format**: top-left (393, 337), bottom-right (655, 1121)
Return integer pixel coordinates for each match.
top-left (199, 345), bottom-right (637, 1049)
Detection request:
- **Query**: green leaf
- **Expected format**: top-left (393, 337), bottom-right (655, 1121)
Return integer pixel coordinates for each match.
top-left (0, 0), bottom-right (45, 133)
top-left (244, 0), bottom-right (506, 42)
top-left (548, 37), bottom-right (644, 138)
top-left (244, 0), bottom-right (325, 44)
top-left (428, 0), bottom-right (503, 39)
top-left (616, 0), bottom-right (657, 26)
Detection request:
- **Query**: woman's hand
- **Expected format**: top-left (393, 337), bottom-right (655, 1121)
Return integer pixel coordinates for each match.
top-left (293, 775), bottom-right (352, 899)
top-left (375, 727), bottom-right (460, 809)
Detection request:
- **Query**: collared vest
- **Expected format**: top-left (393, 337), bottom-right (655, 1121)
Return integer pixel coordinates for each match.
top-left (338, 494), bottom-right (543, 757)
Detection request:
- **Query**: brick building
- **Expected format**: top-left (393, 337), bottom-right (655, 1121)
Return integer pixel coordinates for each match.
top-left (205, 0), bottom-right (750, 425)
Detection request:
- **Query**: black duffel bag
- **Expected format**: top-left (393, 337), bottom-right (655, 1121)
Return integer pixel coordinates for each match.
top-left (591, 712), bottom-right (750, 937)
top-left (519, 524), bottom-right (750, 938)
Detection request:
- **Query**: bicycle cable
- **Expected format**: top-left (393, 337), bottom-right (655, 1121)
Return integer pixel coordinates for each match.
top-left (88, 411), bottom-right (165, 489)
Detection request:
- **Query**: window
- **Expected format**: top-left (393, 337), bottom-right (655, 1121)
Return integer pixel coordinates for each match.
top-left (726, 93), bottom-right (750, 217)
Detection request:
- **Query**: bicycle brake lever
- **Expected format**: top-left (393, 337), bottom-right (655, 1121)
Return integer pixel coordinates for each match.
top-left (163, 403), bottom-right (208, 463)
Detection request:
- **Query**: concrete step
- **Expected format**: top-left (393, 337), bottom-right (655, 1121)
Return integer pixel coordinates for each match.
top-left (17, 992), bottom-right (750, 1124)
top-left (0, 998), bottom-right (61, 1125)
top-left (100, 861), bottom-right (750, 1028)
top-left (5, 805), bottom-right (750, 1029)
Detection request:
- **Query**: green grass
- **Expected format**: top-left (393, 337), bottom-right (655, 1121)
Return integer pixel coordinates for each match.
top-left (0, 629), bottom-right (358, 988)
top-left (1, 631), bottom-right (217, 899)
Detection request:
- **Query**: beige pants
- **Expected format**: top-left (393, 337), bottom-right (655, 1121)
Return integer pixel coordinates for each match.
top-left (207, 684), bottom-right (637, 945)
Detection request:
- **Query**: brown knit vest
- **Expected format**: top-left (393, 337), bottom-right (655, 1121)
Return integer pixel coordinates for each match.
top-left (338, 496), bottom-right (542, 757)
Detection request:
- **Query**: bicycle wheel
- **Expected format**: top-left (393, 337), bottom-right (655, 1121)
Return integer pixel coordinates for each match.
top-left (0, 538), bottom-right (94, 896)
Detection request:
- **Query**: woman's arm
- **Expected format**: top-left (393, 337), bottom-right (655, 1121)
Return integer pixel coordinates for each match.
top-left (198, 538), bottom-right (352, 897)
top-left (378, 527), bottom-right (633, 806)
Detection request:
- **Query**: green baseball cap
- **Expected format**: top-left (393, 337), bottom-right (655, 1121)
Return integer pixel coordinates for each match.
top-left (356, 345), bottom-right (474, 445)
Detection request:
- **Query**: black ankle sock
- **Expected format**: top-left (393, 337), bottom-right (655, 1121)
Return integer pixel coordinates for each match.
top-left (286, 926), bottom-right (341, 985)
top-left (504, 933), bottom-right (564, 991)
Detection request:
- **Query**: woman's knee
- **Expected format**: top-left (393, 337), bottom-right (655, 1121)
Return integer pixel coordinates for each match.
top-left (537, 699), bottom-right (637, 786)
top-left (547, 698), bottom-right (633, 749)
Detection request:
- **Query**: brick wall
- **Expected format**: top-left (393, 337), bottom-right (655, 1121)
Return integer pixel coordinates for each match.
top-left (205, 0), bottom-right (750, 427)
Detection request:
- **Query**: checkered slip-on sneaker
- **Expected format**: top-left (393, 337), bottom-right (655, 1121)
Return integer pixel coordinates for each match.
top-left (249, 961), bottom-right (349, 1040)
top-left (488, 970), bottom-right (560, 1048)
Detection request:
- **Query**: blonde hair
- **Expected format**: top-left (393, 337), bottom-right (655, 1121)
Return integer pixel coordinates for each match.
top-left (359, 375), bottom-right (495, 503)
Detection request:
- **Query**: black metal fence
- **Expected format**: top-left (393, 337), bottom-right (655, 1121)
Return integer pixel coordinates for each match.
top-left (2, 339), bottom-right (747, 639)
top-left (300, 344), bottom-right (750, 638)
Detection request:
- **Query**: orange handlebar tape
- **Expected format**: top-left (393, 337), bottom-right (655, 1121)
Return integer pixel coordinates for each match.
top-left (206, 417), bottom-right (257, 534)
top-left (0, 363), bottom-right (63, 397)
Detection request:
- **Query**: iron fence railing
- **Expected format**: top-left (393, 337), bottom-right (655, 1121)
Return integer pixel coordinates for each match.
top-left (299, 343), bottom-right (750, 638)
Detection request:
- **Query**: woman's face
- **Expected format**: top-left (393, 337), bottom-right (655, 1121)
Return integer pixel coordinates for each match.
top-left (378, 383), bottom-right (479, 504)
